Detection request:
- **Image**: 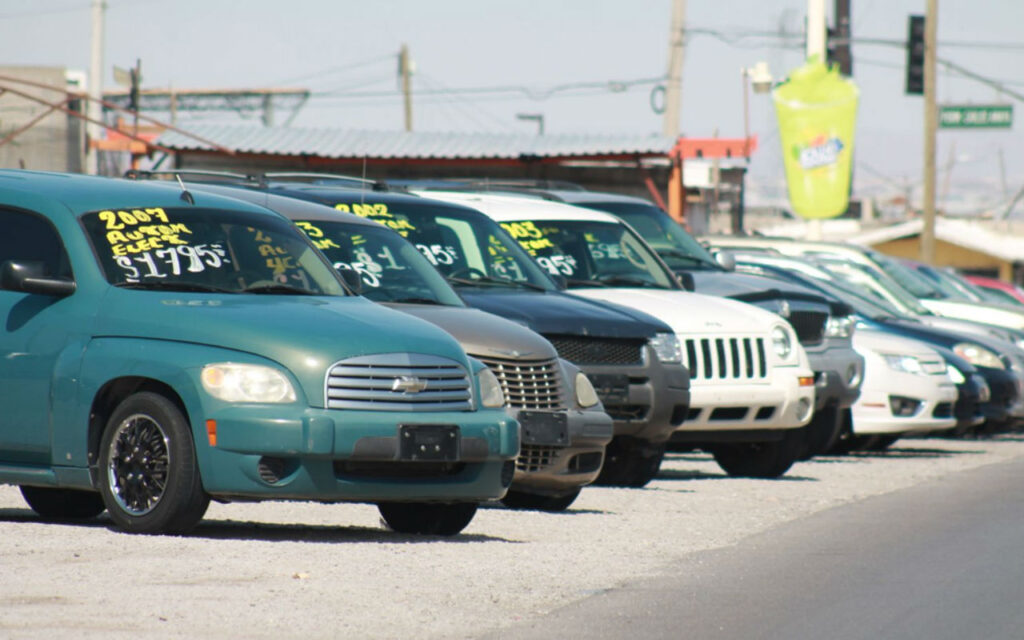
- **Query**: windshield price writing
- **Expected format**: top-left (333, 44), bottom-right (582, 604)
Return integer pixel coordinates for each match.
top-left (337, 203), bottom-right (418, 237)
top-left (99, 207), bottom-right (193, 256)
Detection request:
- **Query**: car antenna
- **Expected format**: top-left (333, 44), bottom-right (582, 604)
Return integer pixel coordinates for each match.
top-left (360, 155), bottom-right (367, 205)
top-left (175, 174), bottom-right (195, 205)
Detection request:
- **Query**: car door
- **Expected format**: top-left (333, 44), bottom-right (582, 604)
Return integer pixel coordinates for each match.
top-left (0, 208), bottom-right (76, 465)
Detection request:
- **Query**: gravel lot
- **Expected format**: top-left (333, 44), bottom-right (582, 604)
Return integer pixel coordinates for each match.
top-left (3, 435), bottom-right (1024, 639)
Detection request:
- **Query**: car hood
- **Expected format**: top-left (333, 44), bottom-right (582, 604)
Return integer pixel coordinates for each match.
top-left (853, 328), bottom-right (940, 360)
top-left (570, 287), bottom-right (784, 336)
top-left (456, 289), bottom-right (667, 339)
top-left (691, 271), bottom-right (845, 315)
top-left (383, 303), bottom-right (558, 361)
top-left (95, 289), bottom-right (471, 398)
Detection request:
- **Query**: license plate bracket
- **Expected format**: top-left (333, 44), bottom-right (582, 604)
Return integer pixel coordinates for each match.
top-left (588, 373), bottom-right (630, 405)
top-left (518, 411), bottom-right (569, 446)
top-left (398, 424), bottom-right (460, 461)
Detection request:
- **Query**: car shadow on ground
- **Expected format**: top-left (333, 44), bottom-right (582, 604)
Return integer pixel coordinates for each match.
top-left (0, 507), bottom-right (518, 544)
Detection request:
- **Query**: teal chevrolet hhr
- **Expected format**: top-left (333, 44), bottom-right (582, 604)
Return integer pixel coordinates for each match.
top-left (0, 170), bottom-right (518, 536)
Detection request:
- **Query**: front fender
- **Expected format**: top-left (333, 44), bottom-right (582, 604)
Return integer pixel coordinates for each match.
top-left (57, 337), bottom-right (304, 471)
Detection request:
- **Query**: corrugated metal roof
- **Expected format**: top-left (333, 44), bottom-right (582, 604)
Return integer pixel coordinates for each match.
top-left (155, 124), bottom-right (675, 160)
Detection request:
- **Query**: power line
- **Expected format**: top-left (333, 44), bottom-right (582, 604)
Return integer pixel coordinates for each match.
top-left (271, 54), bottom-right (394, 86)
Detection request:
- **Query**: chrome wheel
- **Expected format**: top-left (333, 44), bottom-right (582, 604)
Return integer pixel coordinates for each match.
top-left (105, 413), bottom-right (170, 516)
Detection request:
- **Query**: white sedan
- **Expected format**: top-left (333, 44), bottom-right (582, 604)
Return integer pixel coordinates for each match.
top-left (852, 327), bottom-right (958, 444)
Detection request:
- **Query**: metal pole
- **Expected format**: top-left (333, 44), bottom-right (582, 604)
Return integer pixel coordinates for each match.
top-left (86, 0), bottom-right (106, 175)
top-left (399, 44), bottom-right (413, 132)
top-left (661, 0), bottom-right (687, 138)
top-left (921, 0), bottom-right (938, 264)
top-left (805, 0), bottom-right (827, 240)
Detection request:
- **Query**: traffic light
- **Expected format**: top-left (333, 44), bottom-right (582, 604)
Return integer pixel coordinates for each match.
top-left (906, 15), bottom-right (925, 95)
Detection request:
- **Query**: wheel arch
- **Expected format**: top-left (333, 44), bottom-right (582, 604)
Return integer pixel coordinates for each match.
top-left (87, 377), bottom-right (190, 486)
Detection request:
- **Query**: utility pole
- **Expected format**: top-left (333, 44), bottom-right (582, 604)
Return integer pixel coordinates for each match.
top-left (805, 0), bottom-right (827, 240)
top-left (86, 0), bottom-right (106, 175)
top-left (921, 0), bottom-right (938, 264)
top-left (398, 44), bottom-right (413, 132)
top-left (663, 0), bottom-right (686, 223)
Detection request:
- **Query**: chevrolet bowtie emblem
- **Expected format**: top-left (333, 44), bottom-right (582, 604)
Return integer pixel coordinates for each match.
top-left (392, 375), bottom-right (428, 393)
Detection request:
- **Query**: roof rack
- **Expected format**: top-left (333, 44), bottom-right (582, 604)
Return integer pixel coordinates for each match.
top-left (124, 169), bottom-right (258, 185)
top-left (262, 172), bottom-right (389, 191)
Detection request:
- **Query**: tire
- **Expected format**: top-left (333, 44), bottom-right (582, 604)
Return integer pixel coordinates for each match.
top-left (97, 392), bottom-right (209, 535)
top-left (377, 502), bottom-right (478, 536)
top-left (594, 438), bottom-right (666, 488)
top-left (711, 429), bottom-right (803, 479)
top-left (501, 488), bottom-right (581, 512)
top-left (19, 486), bottom-right (106, 520)
top-left (801, 405), bottom-right (842, 460)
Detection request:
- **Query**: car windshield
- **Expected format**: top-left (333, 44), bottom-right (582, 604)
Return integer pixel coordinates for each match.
top-left (81, 206), bottom-right (346, 295)
top-left (324, 198), bottom-right (558, 291)
top-left (293, 219), bottom-right (462, 305)
top-left (578, 201), bottom-right (720, 270)
top-left (502, 218), bottom-right (677, 289)
top-left (977, 284), bottom-right (1024, 307)
top-left (868, 251), bottom-right (947, 299)
top-left (918, 266), bottom-right (987, 302)
top-left (811, 257), bottom-right (932, 315)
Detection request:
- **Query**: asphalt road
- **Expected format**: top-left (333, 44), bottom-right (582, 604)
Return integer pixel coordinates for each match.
top-left (489, 455), bottom-right (1024, 640)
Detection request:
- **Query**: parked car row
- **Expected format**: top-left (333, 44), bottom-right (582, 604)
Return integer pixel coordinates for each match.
top-left (0, 168), bottom-right (1012, 537)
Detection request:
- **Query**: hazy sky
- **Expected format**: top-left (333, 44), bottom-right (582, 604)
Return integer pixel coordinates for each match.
top-left (4, 1), bottom-right (1024, 212)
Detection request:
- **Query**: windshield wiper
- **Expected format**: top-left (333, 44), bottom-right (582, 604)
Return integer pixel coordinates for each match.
top-left (114, 281), bottom-right (235, 293)
top-left (390, 297), bottom-right (444, 305)
top-left (565, 278), bottom-right (609, 288)
top-left (242, 283), bottom-right (317, 295)
top-left (446, 275), bottom-right (545, 291)
top-left (595, 275), bottom-right (669, 289)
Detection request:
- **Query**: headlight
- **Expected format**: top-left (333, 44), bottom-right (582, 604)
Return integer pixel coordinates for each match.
top-left (771, 325), bottom-right (792, 358)
top-left (575, 372), bottom-right (601, 408)
top-left (477, 368), bottom-right (506, 408)
top-left (946, 363), bottom-right (966, 384)
top-left (953, 342), bottom-right (1005, 369)
top-left (201, 363), bottom-right (296, 403)
top-left (648, 332), bottom-right (682, 363)
top-left (825, 315), bottom-right (855, 338)
top-left (882, 354), bottom-right (924, 375)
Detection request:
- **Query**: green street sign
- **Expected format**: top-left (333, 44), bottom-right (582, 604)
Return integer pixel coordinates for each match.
top-left (939, 104), bottom-right (1013, 129)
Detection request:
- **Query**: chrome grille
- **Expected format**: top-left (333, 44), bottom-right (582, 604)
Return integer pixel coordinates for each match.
top-left (546, 336), bottom-right (644, 365)
top-left (476, 356), bottom-right (564, 410)
top-left (325, 353), bottom-right (471, 411)
top-left (683, 337), bottom-right (768, 381)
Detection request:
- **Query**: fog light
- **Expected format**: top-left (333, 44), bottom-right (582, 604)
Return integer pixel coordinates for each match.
top-left (889, 395), bottom-right (922, 417)
top-left (797, 398), bottom-right (813, 422)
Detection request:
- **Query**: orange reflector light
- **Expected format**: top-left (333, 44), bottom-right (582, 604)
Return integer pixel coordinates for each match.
top-left (798, 376), bottom-right (815, 387)
top-left (206, 419), bottom-right (217, 446)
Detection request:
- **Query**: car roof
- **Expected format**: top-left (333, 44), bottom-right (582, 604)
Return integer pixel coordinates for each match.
top-left (0, 170), bottom-right (277, 221)
top-left (410, 190), bottom-right (623, 224)
top-left (171, 181), bottom-right (381, 228)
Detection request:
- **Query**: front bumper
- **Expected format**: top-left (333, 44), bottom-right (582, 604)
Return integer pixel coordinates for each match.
top-left (671, 366), bottom-right (816, 442)
top-left (852, 376), bottom-right (958, 436)
top-left (977, 366), bottom-right (1021, 423)
top-left (577, 350), bottom-right (690, 444)
top-left (508, 407), bottom-right (614, 495)
top-left (805, 343), bottom-right (864, 411)
top-left (196, 404), bottom-right (519, 503)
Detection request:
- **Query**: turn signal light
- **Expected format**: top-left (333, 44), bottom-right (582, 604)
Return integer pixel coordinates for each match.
top-left (206, 419), bottom-right (217, 446)
top-left (798, 376), bottom-right (815, 387)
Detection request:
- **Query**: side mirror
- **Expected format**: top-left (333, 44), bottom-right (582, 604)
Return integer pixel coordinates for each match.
top-left (337, 267), bottom-right (363, 294)
top-left (713, 250), bottom-right (736, 272)
top-left (676, 271), bottom-right (695, 291)
top-left (1, 261), bottom-right (75, 297)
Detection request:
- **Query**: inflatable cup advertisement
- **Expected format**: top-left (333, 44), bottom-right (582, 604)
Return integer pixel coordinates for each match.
top-left (773, 59), bottom-right (859, 219)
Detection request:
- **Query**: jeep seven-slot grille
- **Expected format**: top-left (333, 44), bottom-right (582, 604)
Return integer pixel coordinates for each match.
top-left (683, 337), bottom-right (768, 381)
top-left (475, 356), bottom-right (565, 410)
top-left (546, 336), bottom-right (645, 365)
top-left (787, 310), bottom-right (828, 346)
top-left (325, 353), bottom-right (471, 411)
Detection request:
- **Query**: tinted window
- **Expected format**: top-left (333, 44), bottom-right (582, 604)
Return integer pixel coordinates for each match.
top-left (0, 208), bottom-right (72, 279)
